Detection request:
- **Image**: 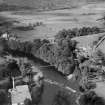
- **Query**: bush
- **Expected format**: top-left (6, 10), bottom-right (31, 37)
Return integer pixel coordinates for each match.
top-left (24, 98), bottom-right (32, 105)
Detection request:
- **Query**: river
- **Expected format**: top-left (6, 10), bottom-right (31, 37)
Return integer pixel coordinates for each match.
top-left (29, 57), bottom-right (79, 105)
top-left (6, 55), bottom-right (79, 105)
top-left (1, 2), bottom-right (105, 104)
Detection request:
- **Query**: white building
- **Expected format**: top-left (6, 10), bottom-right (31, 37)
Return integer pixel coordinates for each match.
top-left (1, 32), bottom-right (9, 39)
top-left (8, 77), bottom-right (31, 105)
top-left (67, 74), bottom-right (74, 80)
top-left (47, 37), bottom-right (55, 44)
top-left (1, 32), bottom-right (17, 40)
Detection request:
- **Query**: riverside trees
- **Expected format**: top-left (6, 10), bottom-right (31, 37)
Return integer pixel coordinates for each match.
top-left (55, 27), bottom-right (104, 40)
top-left (5, 36), bottom-right (77, 75)
top-left (3, 26), bottom-right (104, 75)
top-left (36, 38), bottom-right (77, 75)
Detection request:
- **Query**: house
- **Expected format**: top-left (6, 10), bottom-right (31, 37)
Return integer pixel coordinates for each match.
top-left (47, 37), bottom-right (55, 44)
top-left (8, 77), bottom-right (31, 105)
top-left (1, 32), bottom-right (9, 40)
top-left (9, 85), bottom-right (31, 105)
top-left (1, 32), bottom-right (17, 40)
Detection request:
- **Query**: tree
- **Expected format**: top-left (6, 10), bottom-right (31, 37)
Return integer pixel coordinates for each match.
top-left (24, 98), bottom-right (32, 105)
top-left (8, 60), bottom-right (21, 76)
top-left (55, 29), bottom-right (68, 40)
top-left (24, 41), bottom-right (33, 54)
top-left (31, 39), bottom-right (42, 55)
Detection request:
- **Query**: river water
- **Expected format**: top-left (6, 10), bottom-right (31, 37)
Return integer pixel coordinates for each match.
top-left (6, 55), bottom-right (79, 105)
top-left (29, 57), bottom-right (79, 105)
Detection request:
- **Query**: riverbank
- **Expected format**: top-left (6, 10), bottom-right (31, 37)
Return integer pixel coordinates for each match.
top-left (1, 32), bottom-right (105, 105)
top-left (0, 44), bottom-right (80, 105)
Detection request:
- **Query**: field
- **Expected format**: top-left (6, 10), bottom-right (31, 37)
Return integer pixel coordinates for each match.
top-left (0, 2), bottom-right (105, 41)
top-left (72, 33), bottom-right (105, 48)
